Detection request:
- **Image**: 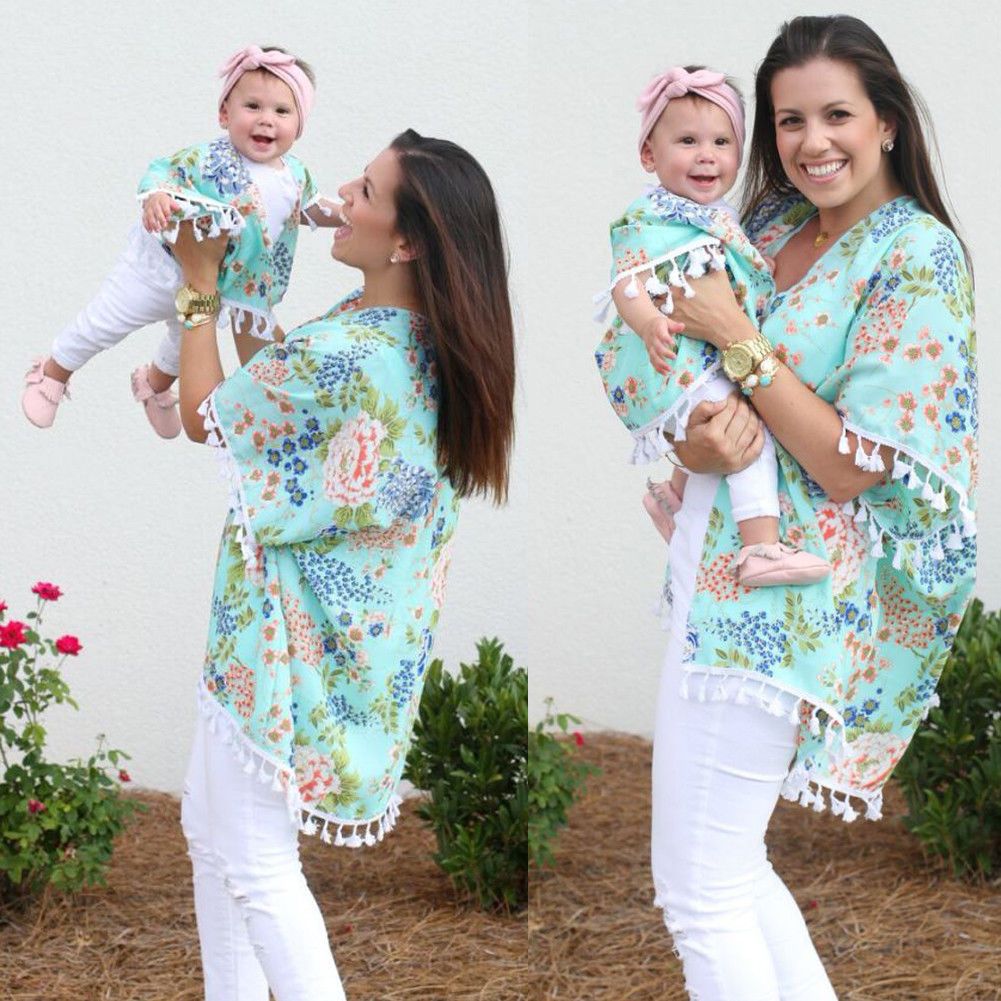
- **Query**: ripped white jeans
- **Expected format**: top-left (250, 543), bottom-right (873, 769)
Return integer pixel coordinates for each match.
top-left (180, 709), bottom-right (347, 1001)
top-left (651, 634), bottom-right (838, 1001)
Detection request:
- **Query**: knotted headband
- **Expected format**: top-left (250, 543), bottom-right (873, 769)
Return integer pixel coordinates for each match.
top-left (219, 45), bottom-right (314, 138)
top-left (637, 67), bottom-right (744, 160)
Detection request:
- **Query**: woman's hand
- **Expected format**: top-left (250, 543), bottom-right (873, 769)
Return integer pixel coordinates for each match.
top-left (673, 395), bottom-right (765, 474)
top-left (668, 267), bottom-right (751, 347)
top-left (170, 221), bottom-right (229, 293)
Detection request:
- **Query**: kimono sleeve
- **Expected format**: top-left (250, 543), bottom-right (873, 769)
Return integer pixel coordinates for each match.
top-left (136, 149), bottom-right (244, 245)
top-left (201, 335), bottom-right (434, 564)
top-left (823, 219), bottom-right (977, 569)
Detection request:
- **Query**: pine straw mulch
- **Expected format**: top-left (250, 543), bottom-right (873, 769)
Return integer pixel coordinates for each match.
top-left (529, 733), bottom-right (1001, 1001)
top-left (0, 792), bottom-right (528, 1001)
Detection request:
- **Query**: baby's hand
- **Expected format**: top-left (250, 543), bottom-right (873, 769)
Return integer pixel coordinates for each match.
top-left (640, 315), bottom-right (682, 376)
top-left (763, 254), bottom-right (777, 274)
top-left (143, 192), bottom-right (181, 233)
top-left (318, 197), bottom-right (344, 221)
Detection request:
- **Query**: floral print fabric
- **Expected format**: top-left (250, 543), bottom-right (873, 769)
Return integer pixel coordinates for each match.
top-left (594, 187), bottom-right (774, 462)
top-left (137, 136), bottom-right (318, 337)
top-left (200, 291), bottom-right (458, 845)
top-left (600, 193), bottom-right (977, 821)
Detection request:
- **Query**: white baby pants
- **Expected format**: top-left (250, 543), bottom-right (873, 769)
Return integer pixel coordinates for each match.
top-left (51, 224), bottom-right (185, 378)
top-left (180, 708), bottom-right (347, 1001)
top-left (650, 634), bottom-right (838, 1001)
top-left (683, 372), bottom-right (780, 522)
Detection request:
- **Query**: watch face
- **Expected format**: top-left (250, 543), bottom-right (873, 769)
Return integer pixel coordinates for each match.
top-left (724, 345), bottom-right (752, 379)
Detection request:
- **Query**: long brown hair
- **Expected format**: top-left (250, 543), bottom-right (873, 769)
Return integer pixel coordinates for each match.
top-left (743, 15), bottom-right (965, 255)
top-left (390, 130), bottom-right (515, 504)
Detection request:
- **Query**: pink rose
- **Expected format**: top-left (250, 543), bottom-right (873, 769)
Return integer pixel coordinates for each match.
top-left (118, 770), bottom-right (131, 783)
top-left (0, 621), bottom-right (27, 649)
top-left (27, 799), bottom-right (45, 815)
top-left (323, 412), bottom-right (387, 507)
top-left (55, 635), bottom-right (83, 656)
top-left (32, 582), bottom-right (62, 601)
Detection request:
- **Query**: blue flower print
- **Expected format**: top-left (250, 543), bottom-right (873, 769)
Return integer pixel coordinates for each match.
top-left (378, 459), bottom-right (436, 521)
top-left (201, 137), bottom-right (247, 197)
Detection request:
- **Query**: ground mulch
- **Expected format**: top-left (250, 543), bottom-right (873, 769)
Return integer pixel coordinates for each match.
top-left (530, 733), bottom-right (1001, 1000)
top-left (0, 792), bottom-right (528, 1001)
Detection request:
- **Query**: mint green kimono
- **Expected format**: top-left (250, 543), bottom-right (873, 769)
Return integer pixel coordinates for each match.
top-left (198, 291), bottom-right (459, 846)
top-left (138, 135), bottom-right (320, 339)
top-left (598, 193), bottom-right (978, 822)
top-left (594, 188), bottom-right (774, 461)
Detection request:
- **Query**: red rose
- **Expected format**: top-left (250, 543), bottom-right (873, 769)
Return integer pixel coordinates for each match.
top-left (32, 582), bottom-right (62, 602)
top-left (573, 731), bottom-right (585, 747)
top-left (0, 621), bottom-right (27, 649)
top-left (55, 635), bottom-right (83, 656)
top-left (27, 799), bottom-right (45, 815)
top-left (118, 769), bottom-right (131, 783)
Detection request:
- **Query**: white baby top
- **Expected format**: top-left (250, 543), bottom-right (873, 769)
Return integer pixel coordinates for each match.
top-left (242, 156), bottom-right (299, 242)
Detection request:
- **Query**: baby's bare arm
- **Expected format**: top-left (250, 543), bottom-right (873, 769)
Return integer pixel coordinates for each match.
top-left (611, 279), bottom-right (681, 375)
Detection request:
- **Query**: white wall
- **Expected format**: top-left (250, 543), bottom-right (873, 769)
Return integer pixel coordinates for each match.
top-left (2, 1), bottom-right (998, 792)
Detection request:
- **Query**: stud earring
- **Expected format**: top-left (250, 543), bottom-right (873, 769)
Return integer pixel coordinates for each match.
top-left (389, 252), bottom-right (400, 264)
top-left (881, 138), bottom-right (895, 153)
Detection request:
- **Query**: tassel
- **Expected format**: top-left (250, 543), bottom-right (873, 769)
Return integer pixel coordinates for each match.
top-left (625, 275), bottom-right (640, 299)
top-left (853, 505), bottom-right (869, 524)
top-left (364, 826), bottom-right (377, 847)
top-left (697, 674), bottom-right (708, 702)
top-left (687, 246), bottom-right (710, 277)
top-left (841, 500), bottom-right (856, 515)
top-left (870, 535), bottom-right (885, 559)
top-left (735, 679), bottom-right (750, 706)
top-left (809, 710), bottom-right (821, 736)
top-left (946, 527), bottom-right (963, 550)
top-left (320, 822), bottom-right (333, 845)
top-left (866, 447), bottom-right (885, 473)
top-left (787, 701), bottom-right (800, 725)
top-left (812, 790), bottom-right (827, 813)
top-left (842, 801), bottom-right (859, 823)
top-left (865, 795), bottom-right (883, 821)
top-left (271, 768), bottom-right (283, 792)
top-left (921, 476), bottom-right (936, 504)
top-left (302, 818), bottom-right (318, 836)
top-left (854, 441), bottom-right (867, 468)
top-left (243, 758), bottom-right (257, 776)
top-left (892, 543), bottom-right (904, 570)
top-left (931, 536), bottom-right (945, 561)
top-left (713, 679), bottom-right (727, 701)
top-left (962, 510), bottom-right (977, 537)
top-left (708, 244), bottom-right (725, 269)
top-left (668, 263), bottom-right (684, 287)
top-left (680, 673), bottom-right (690, 700)
top-left (645, 273), bottom-right (671, 296)
top-left (768, 690), bottom-right (787, 717)
top-left (208, 713), bottom-right (219, 735)
top-left (830, 793), bottom-right (845, 817)
top-left (932, 489), bottom-right (949, 513)
top-left (658, 288), bottom-right (675, 315)
top-left (257, 760), bottom-right (269, 782)
top-left (334, 826), bottom-right (346, 847)
top-left (913, 545), bottom-right (924, 569)
top-left (345, 832), bottom-right (363, 848)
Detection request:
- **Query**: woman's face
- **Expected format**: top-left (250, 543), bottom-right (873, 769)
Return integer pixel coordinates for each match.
top-left (771, 57), bottom-right (896, 215)
top-left (333, 148), bottom-right (406, 270)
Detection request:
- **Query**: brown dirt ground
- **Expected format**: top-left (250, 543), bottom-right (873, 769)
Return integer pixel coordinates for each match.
top-left (529, 733), bottom-right (1001, 1001)
top-left (0, 791), bottom-right (528, 1001)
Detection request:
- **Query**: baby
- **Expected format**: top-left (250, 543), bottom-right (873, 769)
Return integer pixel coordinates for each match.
top-left (23, 44), bottom-right (340, 437)
top-left (595, 65), bottom-right (830, 587)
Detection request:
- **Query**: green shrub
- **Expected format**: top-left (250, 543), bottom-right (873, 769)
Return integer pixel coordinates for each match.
top-left (404, 638), bottom-right (527, 912)
top-left (528, 701), bottom-right (599, 870)
top-left (895, 598), bottom-right (1001, 880)
top-left (0, 583), bottom-right (140, 906)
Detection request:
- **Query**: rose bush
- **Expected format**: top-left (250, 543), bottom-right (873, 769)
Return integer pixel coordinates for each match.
top-left (0, 582), bottom-right (139, 906)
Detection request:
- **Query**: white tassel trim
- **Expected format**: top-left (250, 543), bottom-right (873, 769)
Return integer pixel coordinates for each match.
top-left (628, 363), bottom-right (723, 464)
top-left (197, 679), bottom-right (403, 849)
top-left (222, 302), bottom-right (279, 341)
top-left (593, 236), bottom-right (725, 323)
top-left (839, 418), bottom-right (976, 566)
top-left (137, 188), bottom-right (245, 245)
top-left (781, 766), bottom-right (883, 823)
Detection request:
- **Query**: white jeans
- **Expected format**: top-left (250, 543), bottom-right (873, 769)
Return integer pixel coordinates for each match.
top-left (51, 224), bottom-right (184, 377)
top-left (180, 709), bottom-right (347, 1001)
top-left (685, 372), bottom-right (779, 522)
top-left (651, 635), bottom-right (837, 1001)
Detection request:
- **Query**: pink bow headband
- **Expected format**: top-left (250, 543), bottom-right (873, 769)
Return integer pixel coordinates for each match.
top-left (637, 67), bottom-right (744, 160)
top-left (219, 45), bottom-right (314, 139)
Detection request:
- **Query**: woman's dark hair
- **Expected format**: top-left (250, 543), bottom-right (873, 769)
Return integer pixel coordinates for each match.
top-left (390, 129), bottom-right (515, 504)
top-left (743, 15), bottom-right (964, 252)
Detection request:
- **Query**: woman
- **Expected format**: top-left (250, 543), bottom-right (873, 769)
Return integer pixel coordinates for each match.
top-left (643, 16), bottom-right (976, 999)
top-left (170, 130), bottom-right (515, 1000)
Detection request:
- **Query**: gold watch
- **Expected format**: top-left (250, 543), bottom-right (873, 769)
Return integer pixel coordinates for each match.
top-left (721, 333), bottom-right (774, 381)
top-left (175, 283), bottom-right (220, 328)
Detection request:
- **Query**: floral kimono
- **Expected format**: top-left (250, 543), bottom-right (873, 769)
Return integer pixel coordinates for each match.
top-left (138, 135), bottom-right (322, 338)
top-left (198, 291), bottom-right (458, 847)
top-left (600, 193), bottom-right (978, 822)
top-left (594, 187), bottom-right (774, 462)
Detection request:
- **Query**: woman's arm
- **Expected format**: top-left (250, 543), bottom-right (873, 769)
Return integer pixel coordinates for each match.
top-left (669, 268), bottom-right (890, 503)
top-left (170, 223), bottom-right (229, 442)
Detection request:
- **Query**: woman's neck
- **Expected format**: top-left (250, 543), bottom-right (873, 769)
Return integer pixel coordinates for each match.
top-left (357, 264), bottom-right (423, 314)
top-left (815, 170), bottom-right (905, 240)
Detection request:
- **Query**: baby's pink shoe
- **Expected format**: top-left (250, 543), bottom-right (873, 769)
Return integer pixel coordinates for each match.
top-left (22, 357), bottom-right (70, 429)
top-left (643, 478), bottom-right (684, 544)
top-left (131, 365), bottom-right (181, 439)
top-left (736, 542), bottom-right (831, 588)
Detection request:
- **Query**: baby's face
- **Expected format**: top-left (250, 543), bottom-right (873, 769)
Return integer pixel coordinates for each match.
top-left (641, 97), bottom-right (740, 205)
top-left (219, 70), bottom-right (300, 166)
